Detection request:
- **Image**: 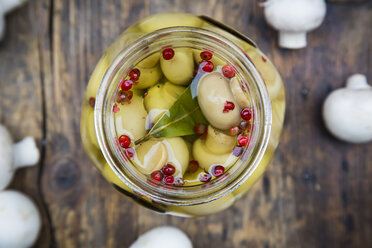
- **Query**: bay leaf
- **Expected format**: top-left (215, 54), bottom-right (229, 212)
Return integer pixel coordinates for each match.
top-left (135, 73), bottom-right (208, 144)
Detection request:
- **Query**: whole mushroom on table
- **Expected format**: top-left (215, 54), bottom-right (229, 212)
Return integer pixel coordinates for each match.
top-left (130, 226), bottom-right (193, 248)
top-left (0, 190), bottom-right (41, 248)
top-left (323, 74), bottom-right (372, 143)
top-left (0, 124), bottom-right (41, 248)
top-left (0, 124), bottom-right (40, 190)
top-left (261, 0), bottom-right (327, 49)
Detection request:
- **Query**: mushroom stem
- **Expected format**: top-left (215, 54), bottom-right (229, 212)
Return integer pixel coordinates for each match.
top-left (12, 137), bottom-right (40, 168)
top-left (346, 74), bottom-right (371, 90)
top-left (279, 31), bottom-right (307, 49)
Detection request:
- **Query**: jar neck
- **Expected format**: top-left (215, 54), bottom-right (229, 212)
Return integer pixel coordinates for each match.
top-left (94, 27), bottom-right (272, 206)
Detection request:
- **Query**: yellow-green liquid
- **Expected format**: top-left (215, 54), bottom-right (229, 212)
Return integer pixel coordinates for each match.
top-left (80, 13), bottom-right (285, 216)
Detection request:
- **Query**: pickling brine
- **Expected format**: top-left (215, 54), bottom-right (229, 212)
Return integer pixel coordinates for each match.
top-left (80, 13), bottom-right (285, 216)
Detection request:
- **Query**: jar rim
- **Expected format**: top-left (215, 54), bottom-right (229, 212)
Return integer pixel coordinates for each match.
top-left (94, 26), bottom-right (272, 206)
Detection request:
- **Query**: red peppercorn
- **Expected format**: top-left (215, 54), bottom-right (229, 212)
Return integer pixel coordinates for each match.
top-left (116, 91), bottom-right (125, 103)
top-left (163, 175), bottom-right (174, 185)
top-left (113, 104), bottom-right (120, 113)
top-left (241, 108), bottom-right (252, 120)
top-left (239, 121), bottom-right (249, 130)
top-left (229, 126), bottom-right (240, 136)
top-left (200, 61), bottom-right (214, 72)
top-left (223, 101), bottom-right (235, 113)
top-left (88, 97), bottom-right (95, 108)
top-left (118, 135), bottom-right (131, 148)
top-left (151, 170), bottom-right (163, 182)
top-left (129, 68), bottom-right (140, 81)
top-left (194, 123), bottom-right (207, 135)
top-left (188, 160), bottom-right (199, 173)
top-left (116, 90), bottom-right (133, 104)
top-left (121, 79), bottom-right (133, 91)
top-left (162, 164), bottom-right (176, 176)
top-left (233, 146), bottom-right (243, 157)
top-left (200, 131), bottom-right (208, 140)
top-left (199, 173), bottom-right (212, 182)
top-left (200, 51), bottom-right (213, 61)
top-left (211, 165), bottom-right (225, 177)
top-left (261, 56), bottom-right (267, 63)
top-left (238, 134), bottom-right (249, 146)
top-left (162, 48), bottom-right (175, 60)
top-left (124, 147), bottom-right (135, 158)
top-left (126, 91), bottom-right (133, 100)
top-left (222, 65), bottom-right (235, 78)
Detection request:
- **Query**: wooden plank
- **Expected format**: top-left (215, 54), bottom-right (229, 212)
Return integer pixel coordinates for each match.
top-left (33, 0), bottom-right (372, 247)
top-left (0, 0), bottom-right (51, 247)
top-left (40, 0), bottom-right (142, 247)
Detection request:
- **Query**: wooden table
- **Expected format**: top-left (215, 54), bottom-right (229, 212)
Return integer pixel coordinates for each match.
top-left (0, 0), bottom-right (371, 247)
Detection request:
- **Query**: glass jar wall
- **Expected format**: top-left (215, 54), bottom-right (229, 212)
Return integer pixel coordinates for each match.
top-left (80, 13), bottom-right (285, 216)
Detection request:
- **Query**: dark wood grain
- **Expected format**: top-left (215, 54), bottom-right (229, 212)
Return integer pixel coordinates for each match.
top-left (0, 0), bottom-right (371, 247)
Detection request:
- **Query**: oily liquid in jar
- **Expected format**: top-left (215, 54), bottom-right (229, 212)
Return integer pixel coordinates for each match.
top-left (112, 48), bottom-right (254, 187)
top-left (80, 13), bottom-right (285, 216)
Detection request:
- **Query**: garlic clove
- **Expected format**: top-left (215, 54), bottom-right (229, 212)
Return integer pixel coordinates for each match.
top-left (137, 52), bottom-right (160, 68)
top-left (134, 64), bottom-right (162, 89)
top-left (163, 137), bottom-right (189, 177)
top-left (130, 226), bottom-right (192, 248)
top-left (115, 94), bottom-right (148, 141)
top-left (135, 140), bottom-right (168, 174)
top-left (160, 48), bottom-right (194, 85)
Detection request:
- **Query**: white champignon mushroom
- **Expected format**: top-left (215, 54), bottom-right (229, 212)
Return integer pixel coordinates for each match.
top-left (261, 0), bottom-right (326, 49)
top-left (322, 74), bottom-right (372, 143)
top-left (0, 0), bottom-right (28, 40)
top-left (0, 190), bottom-right (41, 248)
top-left (0, 124), bottom-right (40, 190)
top-left (130, 226), bottom-right (193, 248)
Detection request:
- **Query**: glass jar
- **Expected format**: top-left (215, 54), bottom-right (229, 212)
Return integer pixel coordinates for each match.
top-left (80, 13), bottom-right (285, 217)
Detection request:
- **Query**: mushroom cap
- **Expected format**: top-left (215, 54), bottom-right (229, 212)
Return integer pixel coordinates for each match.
top-left (197, 72), bottom-right (241, 130)
top-left (263, 0), bottom-right (326, 32)
top-left (323, 75), bottom-right (372, 143)
top-left (0, 125), bottom-right (14, 190)
top-left (130, 226), bottom-right (192, 248)
top-left (0, 190), bottom-right (41, 248)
